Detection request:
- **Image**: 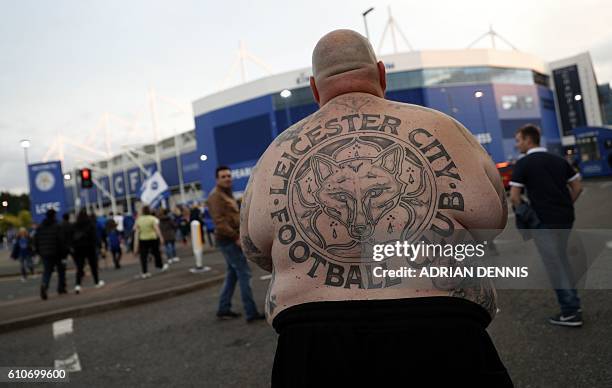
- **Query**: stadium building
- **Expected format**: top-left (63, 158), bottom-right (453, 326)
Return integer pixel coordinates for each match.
top-left (193, 48), bottom-right (560, 196)
top-left (64, 48), bottom-right (609, 213)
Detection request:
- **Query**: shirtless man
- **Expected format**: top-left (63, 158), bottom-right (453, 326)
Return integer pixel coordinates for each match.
top-left (240, 30), bottom-right (512, 386)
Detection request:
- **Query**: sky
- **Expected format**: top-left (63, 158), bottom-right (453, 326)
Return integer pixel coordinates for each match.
top-left (1, 0), bottom-right (611, 193)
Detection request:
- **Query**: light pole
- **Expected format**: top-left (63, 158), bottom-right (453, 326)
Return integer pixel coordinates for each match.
top-left (474, 91), bottom-right (490, 154)
top-left (362, 7), bottom-right (374, 40)
top-left (20, 139), bottom-right (31, 192)
top-left (64, 173), bottom-right (80, 213)
top-left (574, 94), bottom-right (586, 127)
top-left (440, 88), bottom-right (458, 117)
top-left (280, 89), bottom-right (293, 129)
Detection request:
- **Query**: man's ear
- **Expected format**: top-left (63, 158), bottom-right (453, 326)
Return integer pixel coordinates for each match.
top-left (377, 61), bottom-right (387, 95)
top-left (310, 76), bottom-right (320, 105)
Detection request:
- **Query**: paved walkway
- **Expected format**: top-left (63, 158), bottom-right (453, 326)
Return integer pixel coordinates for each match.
top-left (0, 244), bottom-right (226, 332)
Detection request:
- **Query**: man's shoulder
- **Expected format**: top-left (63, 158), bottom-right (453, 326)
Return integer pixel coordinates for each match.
top-left (522, 151), bottom-right (563, 164)
top-left (207, 189), bottom-right (221, 202)
top-left (207, 189), bottom-right (224, 210)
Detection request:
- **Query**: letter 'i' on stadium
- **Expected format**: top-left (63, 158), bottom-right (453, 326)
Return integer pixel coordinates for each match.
top-left (2, 2), bottom-right (612, 386)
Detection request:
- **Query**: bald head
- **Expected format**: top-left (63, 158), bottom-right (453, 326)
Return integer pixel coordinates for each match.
top-left (310, 29), bottom-right (385, 105)
top-left (312, 29), bottom-right (378, 81)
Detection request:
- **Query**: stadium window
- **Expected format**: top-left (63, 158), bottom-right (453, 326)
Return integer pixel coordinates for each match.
top-left (502, 95), bottom-right (518, 110)
top-left (533, 71), bottom-right (550, 87)
top-left (501, 95), bottom-right (535, 110)
top-left (161, 138), bottom-right (175, 150)
top-left (423, 67), bottom-right (533, 87)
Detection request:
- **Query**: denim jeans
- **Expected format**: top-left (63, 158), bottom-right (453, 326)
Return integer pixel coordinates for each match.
top-left (41, 256), bottom-right (66, 292)
top-left (533, 224), bottom-right (581, 315)
top-left (164, 240), bottom-right (176, 259)
top-left (19, 254), bottom-right (34, 278)
top-left (217, 240), bottom-right (259, 319)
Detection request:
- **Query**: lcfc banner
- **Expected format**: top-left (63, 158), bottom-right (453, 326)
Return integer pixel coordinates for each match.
top-left (28, 161), bottom-right (67, 224)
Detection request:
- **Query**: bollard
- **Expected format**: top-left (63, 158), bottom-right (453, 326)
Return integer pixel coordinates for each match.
top-left (189, 220), bottom-right (211, 274)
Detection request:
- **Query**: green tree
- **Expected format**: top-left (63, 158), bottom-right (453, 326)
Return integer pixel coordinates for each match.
top-left (0, 214), bottom-right (20, 235)
top-left (17, 210), bottom-right (32, 228)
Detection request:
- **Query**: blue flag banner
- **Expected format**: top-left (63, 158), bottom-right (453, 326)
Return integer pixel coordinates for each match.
top-left (139, 171), bottom-right (169, 209)
top-left (28, 161), bottom-right (67, 224)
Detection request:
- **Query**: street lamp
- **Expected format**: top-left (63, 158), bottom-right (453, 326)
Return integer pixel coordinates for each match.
top-left (2, 201), bottom-right (7, 207)
top-left (362, 7), bottom-right (374, 40)
top-left (574, 94), bottom-right (585, 126)
top-left (474, 90), bottom-right (490, 154)
top-left (20, 139), bottom-right (31, 192)
top-left (280, 89), bottom-right (293, 128)
top-left (441, 88), bottom-right (458, 117)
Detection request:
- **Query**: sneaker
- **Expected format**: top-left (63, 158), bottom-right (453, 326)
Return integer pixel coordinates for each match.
top-left (141, 272), bottom-right (152, 279)
top-left (549, 312), bottom-right (583, 327)
top-left (58, 288), bottom-right (68, 295)
top-left (173, 257), bottom-right (180, 263)
top-left (247, 313), bottom-right (266, 323)
top-left (75, 285), bottom-right (81, 294)
top-left (40, 285), bottom-right (48, 300)
top-left (189, 266), bottom-right (210, 274)
top-left (160, 264), bottom-right (169, 272)
top-left (95, 280), bottom-right (106, 289)
top-left (217, 311), bottom-right (242, 320)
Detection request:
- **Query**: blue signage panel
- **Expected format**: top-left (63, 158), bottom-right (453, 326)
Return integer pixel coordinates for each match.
top-left (28, 161), bottom-right (67, 224)
top-left (112, 171), bottom-right (126, 199)
top-left (127, 167), bottom-right (141, 195)
top-left (97, 176), bottom-right (110, 203)
top-left (161, 157), bottom-right (179, 187)
top-left (181, 151), bottom-right (201, 184)
top-left (228, 159), bottom-right (258, 194)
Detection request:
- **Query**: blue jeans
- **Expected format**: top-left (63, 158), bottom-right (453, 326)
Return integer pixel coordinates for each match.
top-left (533, 224), bottom-right (581, 315)
top-left (19, 254), bottom-right (34, 278)
top-left (217, 240), bottom-right (259, 319)
top-left (164, 240), bottom-right (176, 259)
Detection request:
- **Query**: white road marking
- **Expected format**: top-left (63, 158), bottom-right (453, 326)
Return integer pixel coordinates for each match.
top-left (259, 274), bottom-right (272, 281)
top-left (52, 318), bottom-right (82, 372)
top-left (54, 353), bottom-right (82, 372)
top-left (52, 319), bottom-right (73, 338)
top-left (600, 182), bottom-right (612, 189)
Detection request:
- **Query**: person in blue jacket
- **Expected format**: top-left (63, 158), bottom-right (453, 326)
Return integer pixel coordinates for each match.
top-left (11, 227), bottom-right (35, 281)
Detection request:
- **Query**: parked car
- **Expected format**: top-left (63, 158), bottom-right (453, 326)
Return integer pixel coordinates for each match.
top-left (496, 161), bottom-right (514, 190)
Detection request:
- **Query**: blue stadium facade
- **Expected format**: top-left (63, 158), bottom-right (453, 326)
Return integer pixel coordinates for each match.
top-left (65, 48), bottom-right (570, 211)
top-left (193, 49), bottom-right (560, 196)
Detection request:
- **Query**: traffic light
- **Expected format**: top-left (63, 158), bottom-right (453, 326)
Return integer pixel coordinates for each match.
top-left (80, 168), bottom-right (93, 189)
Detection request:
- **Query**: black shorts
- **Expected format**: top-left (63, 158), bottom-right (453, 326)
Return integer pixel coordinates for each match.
top-left (272, 297), bottom-right (513, 387)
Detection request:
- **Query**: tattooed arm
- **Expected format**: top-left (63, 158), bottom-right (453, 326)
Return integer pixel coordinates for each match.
top-left (240, 164), bottom-right (273, 272)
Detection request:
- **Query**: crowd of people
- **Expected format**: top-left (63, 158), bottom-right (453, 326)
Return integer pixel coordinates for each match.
top-left (7, 202), bottom-right (217, 300)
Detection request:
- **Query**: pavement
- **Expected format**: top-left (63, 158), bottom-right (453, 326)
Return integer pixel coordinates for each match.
top-left (0, 244), bottom-right (225, 333)
top-left (1, 272), bottom-right (611, 387)
top-left (0, 178), bottom-right (611, 387)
